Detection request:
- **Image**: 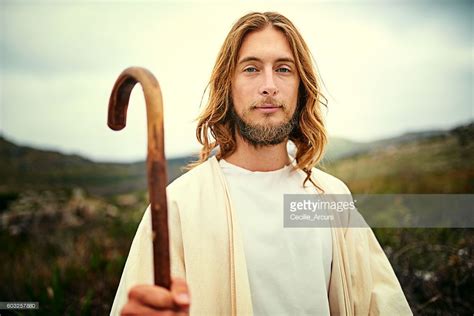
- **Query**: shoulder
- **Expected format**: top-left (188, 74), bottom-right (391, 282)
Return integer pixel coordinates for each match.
top-left (310, 167), bottom-right (352, 194)
top-left (166, 157), bottom-right (218, 198)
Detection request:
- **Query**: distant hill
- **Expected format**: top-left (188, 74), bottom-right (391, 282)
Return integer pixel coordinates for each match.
top-left (324, 137), bottom-right (366, 161)
top-left (324, 128), bottom-right (451, 162)
top-left (0, 137), bottom-right (195, 196)
top-left (323, 122), bottom-right (474, 193)
top-left (1, 122), bottom-right (472, 196)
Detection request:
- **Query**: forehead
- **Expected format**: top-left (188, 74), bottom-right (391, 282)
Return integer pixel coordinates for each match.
top-left (237, 26), bottom-right (294, 61)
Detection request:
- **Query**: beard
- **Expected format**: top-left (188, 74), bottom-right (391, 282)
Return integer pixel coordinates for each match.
top-left (230, 103), bottom-right (298, 147)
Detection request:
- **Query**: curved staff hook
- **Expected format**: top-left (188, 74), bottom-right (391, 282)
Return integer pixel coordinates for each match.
top-left (107, 66), bottom-right (171, 289)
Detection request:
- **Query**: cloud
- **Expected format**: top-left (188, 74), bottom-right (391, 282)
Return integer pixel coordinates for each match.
top-left (1, 1), bottom-right (472, 161)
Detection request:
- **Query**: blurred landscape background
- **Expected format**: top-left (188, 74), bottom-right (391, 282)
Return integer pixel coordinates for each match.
top-left (0, 121), bottom-right (472, 315)
top-left (1, 1), bottom-right (472, 315)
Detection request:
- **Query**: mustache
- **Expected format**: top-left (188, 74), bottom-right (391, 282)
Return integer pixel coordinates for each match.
top-left (251, 97), bottom-right (285, 108)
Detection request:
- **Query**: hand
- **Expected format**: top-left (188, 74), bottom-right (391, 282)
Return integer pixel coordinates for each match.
top-left (121, 277), bottom-right (190, 315)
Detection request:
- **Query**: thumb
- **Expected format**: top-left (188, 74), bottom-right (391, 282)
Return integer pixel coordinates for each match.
top-left (171, 277), bottom-right (191, 306)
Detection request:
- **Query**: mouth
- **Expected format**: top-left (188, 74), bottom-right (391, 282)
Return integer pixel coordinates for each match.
top-left (254, 103), bottom-right (282, 113)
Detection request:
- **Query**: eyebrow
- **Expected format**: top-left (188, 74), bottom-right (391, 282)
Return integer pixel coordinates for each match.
top-left (237, 56), bottom-right (295, 65)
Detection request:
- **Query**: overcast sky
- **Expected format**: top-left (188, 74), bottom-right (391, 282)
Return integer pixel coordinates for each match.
top-left (1, 0), bottom-right (472, 162)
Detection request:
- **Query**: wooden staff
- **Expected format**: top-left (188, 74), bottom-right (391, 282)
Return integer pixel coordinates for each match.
top-left (107, 67), bottom-right (171, 289)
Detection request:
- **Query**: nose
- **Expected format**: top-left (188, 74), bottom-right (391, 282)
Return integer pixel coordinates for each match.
top-left (258, 69), bottom-right (278, 97)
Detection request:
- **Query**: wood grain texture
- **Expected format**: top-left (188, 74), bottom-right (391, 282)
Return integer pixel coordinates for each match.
top-left (108, 67), bottom-right (171, 289)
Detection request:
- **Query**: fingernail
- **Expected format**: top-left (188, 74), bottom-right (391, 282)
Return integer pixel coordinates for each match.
top-left (177, 293), bottom-right (190, 304)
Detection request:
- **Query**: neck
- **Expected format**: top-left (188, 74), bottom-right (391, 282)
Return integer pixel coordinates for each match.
top-left (223, 133), bottom-right (291, 172)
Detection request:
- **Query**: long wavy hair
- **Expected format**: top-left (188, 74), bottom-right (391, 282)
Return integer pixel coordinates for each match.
top-left (188, 11), bottom-right (328, 188)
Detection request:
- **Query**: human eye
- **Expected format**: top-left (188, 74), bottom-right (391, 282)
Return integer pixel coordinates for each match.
top-left (276, 67), bottom-right (291, 73)
top-left (243, 66), bottom-right (258, 73)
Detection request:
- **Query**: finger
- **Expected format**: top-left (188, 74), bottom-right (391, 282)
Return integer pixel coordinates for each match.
top-left (120, 301), bottom-right (162, 316)
top-left (128, 284), bottom-right (174, 310)
top-left (171, 277), bottom-right (191, 307)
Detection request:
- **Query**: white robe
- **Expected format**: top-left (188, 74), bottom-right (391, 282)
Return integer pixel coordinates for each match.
top-left (110, 156), bottom-right (413, 315)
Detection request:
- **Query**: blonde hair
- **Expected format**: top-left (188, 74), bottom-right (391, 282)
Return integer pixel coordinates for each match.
top-left (189, 11), bottom-right (328, 188)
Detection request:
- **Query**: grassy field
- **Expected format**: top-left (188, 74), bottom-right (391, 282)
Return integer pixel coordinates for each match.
top-left (0, 123), bottom-right (472, 315)
top-left (321, 123), bottom-right (473, 314)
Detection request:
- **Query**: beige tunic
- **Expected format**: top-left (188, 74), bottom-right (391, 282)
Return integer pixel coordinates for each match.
top-left (110, 156), bottom-right (413, 315)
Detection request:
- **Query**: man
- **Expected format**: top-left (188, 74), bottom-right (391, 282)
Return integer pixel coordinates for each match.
top-left (112, 12), bottom-right (412, 315)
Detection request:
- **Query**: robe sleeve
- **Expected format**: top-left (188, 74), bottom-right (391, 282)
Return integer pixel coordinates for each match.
top-left (340, 182), bottom-right (413, 315)
top-left (109, 196), bottom-right (186, 315)
top-left (366, 227), bottom-right (413, 315)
